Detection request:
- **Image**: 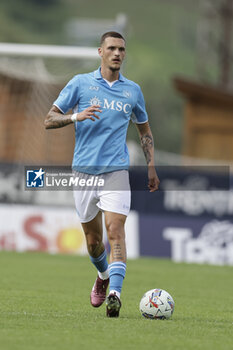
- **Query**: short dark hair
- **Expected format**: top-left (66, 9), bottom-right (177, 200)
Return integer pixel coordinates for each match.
top-left (100, 31), bottom-right (125, 46)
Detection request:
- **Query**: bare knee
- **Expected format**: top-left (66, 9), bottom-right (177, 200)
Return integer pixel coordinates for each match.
top-left (87, 241), bottom-right (101, 256)
top-left (106, 218), bottom-right (125, 242)
top-left (81, 212), bottom-right (103, 257)
top-left (83, 229), bottom-right (103, 257)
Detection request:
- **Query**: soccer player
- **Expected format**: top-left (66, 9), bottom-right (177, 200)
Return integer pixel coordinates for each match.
top-left (44, 31), bottom-right (160, 317)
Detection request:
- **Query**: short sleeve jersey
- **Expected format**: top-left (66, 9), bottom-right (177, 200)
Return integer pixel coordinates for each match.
top-left (53, 67), bottom-right (148, 174)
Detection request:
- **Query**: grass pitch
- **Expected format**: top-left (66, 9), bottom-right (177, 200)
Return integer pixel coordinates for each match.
top-left (0, 252), bottom-right (232, 350)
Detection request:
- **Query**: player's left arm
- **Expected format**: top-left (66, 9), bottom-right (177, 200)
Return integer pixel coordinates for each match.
top-left (135, 121), bottom-right (160, 192)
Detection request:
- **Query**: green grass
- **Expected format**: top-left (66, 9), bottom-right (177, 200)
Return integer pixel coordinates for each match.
top-left (0, 251), bottom-right (232, 350)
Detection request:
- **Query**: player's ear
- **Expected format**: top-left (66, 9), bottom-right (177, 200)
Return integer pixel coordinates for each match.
top-left (98, 47), bottom-right (103, 57)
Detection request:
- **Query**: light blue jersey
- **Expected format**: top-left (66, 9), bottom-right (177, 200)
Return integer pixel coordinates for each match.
top-left (53, 67), bottom-right (148, 174)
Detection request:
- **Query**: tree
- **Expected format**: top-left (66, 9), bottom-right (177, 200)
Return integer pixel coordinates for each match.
top-left (196, 0), bottom-right (233, 90)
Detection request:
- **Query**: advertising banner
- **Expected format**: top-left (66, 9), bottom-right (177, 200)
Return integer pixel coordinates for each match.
top-left (0, 204), bottom-right (139, 258)
top-left (131, 166), bottom-right (233, 218)
top-left (139, 214), bottom-right (233, 265)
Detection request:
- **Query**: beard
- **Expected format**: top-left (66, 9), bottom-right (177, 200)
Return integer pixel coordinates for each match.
top-left (109, 65), bottom-right (120, 72)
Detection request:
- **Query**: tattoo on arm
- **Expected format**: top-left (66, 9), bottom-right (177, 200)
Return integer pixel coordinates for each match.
top-left (140, 133), bottom-right (154, 164)
top-left (45, 110), bottom-right (73, 129)
top-left (113, 243), bottom-right (124, 260)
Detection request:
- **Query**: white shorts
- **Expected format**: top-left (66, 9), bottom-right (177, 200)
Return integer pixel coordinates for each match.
top-left (73, 170), bottom-right (131, 223)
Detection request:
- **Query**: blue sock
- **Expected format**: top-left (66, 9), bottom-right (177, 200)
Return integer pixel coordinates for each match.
top-left (109, 262), bottom-right (126, 294)
top-left (90, 249), bottom-right (108, 273)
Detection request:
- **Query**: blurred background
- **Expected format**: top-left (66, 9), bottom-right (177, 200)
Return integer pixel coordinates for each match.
top-left (0, 0), bottom-right (232, 264)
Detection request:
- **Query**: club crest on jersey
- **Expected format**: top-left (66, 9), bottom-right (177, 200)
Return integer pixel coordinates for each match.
top-left (89, 97), bottom-right (131, 114)
top-left (123, 90), bottom-right (131, 98)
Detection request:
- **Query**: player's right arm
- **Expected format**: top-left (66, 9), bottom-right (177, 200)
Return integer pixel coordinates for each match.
top-left (44, 105), bottom-right (102, 129)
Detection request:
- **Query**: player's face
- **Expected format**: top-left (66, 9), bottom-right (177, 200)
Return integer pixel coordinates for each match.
top-left (98, 37), bottom-right (126, 71)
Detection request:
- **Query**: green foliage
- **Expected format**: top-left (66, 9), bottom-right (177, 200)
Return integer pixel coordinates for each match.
top-left (0, 0), bottom-right (67, 43)
top-left (0, 251), bottom-right (232, 350)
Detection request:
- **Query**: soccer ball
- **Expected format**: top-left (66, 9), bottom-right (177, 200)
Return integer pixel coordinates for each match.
top-left (139, 289), bottom-right (175, 319)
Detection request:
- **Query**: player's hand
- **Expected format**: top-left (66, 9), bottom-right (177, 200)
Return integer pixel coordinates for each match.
top-left (148, 166), bottom-right (160, 192)
top-left (76, 105), bottom-right (102, 122)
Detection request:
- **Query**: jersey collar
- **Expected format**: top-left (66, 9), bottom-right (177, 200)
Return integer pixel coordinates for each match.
top-left (94, 67), bottom-right (125, 82)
